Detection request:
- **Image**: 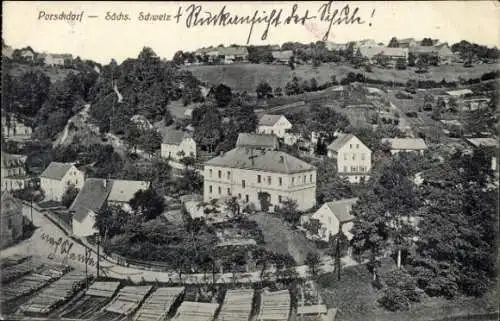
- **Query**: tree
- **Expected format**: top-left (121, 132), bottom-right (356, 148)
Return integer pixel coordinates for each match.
top-left (415, 56), bottom-right (428, 73)
top-left (305, 252), bottom-right (321, 275)
top-left (420, 38), bottom-right (434, 46)
top-left (62, 184), bottom-right (79, 208)
top-left (256, 82), bottom-right (273, 99)
top-left (212, 84), bottom-right (232, 108)
top-left (164, 110), bottom-right (174, 126)
top-left (176, 168), bottom-right (203, 194)
top-left (194, 106), bottom-right (223, 152)
top-left (129, 188), bottom-right (165, 221)
top-left (309, 77), bottom-right (318, 91)
top-left (172, 50), bottom-right (184, 65)
top-left (388, 37), bottom-right (400, 48)
top-left (140, 129), bottom-right (162, 157)
top-left (408, 52), bottom-right (416, 67)
top-left (395, 58), bottom-right (407, 70)
top-left (257, 192), bottom-right (271, 212)
top-left (279, 198), bottom-right (300, 225)
top-left (274, 87), bottom-right (283, 97)
top-left (124, 123), bottom-right (142, 153)
top-left (225, 196), bottom-right (240, 217)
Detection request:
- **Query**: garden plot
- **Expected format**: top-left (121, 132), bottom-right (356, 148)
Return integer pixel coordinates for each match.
top-left (0, 262), bottom-right (71, 306)
top-left (133, 286), bottom-right (185, 321)
top-left (296, 280), bottom-right (328, 320)
top-left (1, 256), bottom-right (44, 284)
top-left (18, 270), bottom-right (90, 315)
top-left (217, 288), bottom-right (255, 321)
top-left (172, 301), bottom-right (220, 321)
top-left (59, 281), bottom-right (121, 319)
top-left (104, 285), bottom-right (153, 315)
top-left (257, 289), bottom-right (291, 321)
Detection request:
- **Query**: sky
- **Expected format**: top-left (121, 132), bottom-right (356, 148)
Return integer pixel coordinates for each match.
top-left (3, 1), bottom-right (500, 64)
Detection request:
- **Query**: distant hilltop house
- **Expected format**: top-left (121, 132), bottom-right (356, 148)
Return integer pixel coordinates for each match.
top-left (1, 152), bottom-right (29, 191)
top-left (39, 162), bottom-right (85, 202)
top-left (204, 148), bottom-right (317, 211)
top-left (257, 114), bottom-right (293, 139)
top-left (271, 50), bottom-right (294, 64)
top-left (71, 178), bottom-right (150, 237)
top-left (1, 192), bottom-right (24, 249)
top-left (359, 45), bottom-right (408, 63)
top-left (302, 197), bottom-right (359, 242)
top-left (382, 138), bottom-right (428, 156)
top-left (325, 42), bottom-right (347, 51)
top-left (236, 133), bottom-right (279, 151)
top-left (160, 129), bottom-right (196, 161)
top-left (19, 47), bottom-right (36, 61)
top-left (410, 43), bottom-right (455, 64)
top-left (327, 134), bottom-right (372, 183)
top-left (40, 52), bottom-right (73, 66)
top-left (194, 46), bottom-right (248, 64)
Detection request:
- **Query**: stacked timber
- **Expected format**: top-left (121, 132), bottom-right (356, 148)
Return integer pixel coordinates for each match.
top-left (258, 289), bottom-right (290, 321)
top-left (18, 271), bottom-right (90, 315)
top-left (173, 301), bottom-right (219, 321)
top-left (217, 289), bottom-right (254, 321)
top-left (86, 281), bottom-right (121, 298)
top-left (60, 282), bottom-right (121, 319)
top-left (1, 257), bottom-right (43, 284)
top-left (104, 285), bottom-right (153, 315)
top-left (133, 287), bottom-right (185, 321)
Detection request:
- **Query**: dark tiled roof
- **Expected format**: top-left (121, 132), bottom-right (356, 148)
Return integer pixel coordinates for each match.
top-left (40, 162), bottom-right (74, 180)
top-left (326, 198), bottom-right (359, 222)
top-left (70, 178), bottom-right (112, 222)
top-left (327, 134), bottom-right (355, 152)
top-left (205, 148), bottom-right (315, 174)
top-left (236, 133), bottom-right (278, 150)
top-left (162, 129), bottom-right (187, 145)
top-left (258, 114), bottom-right (284, 126)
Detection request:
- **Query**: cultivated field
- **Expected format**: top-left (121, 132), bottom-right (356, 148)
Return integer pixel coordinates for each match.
top-left (183, 63), bottom-right (498, 92)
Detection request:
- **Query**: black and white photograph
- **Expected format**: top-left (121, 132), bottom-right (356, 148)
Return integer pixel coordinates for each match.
top-left (1, 1), bottom-right (499, 320)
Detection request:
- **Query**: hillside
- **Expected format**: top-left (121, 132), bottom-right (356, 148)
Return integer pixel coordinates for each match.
top-left (8, 63), bottom-right (80, 83)
top-left (183, 63), bottom-right (498, 93)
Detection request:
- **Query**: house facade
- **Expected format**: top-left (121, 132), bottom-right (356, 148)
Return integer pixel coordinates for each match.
top-left (19, 48), bottom-right (35, 61)
top-left (44, 53), bottom-right (73, 66)
top-left (305, 198), bottom-right (358, 242)
top-left (327, 134), bottom-right (372, 183)
top-left (160, 130), bottom-right (197, 161)
top-left (40, 162), bottom-right (85, 202)
top-left (1, 192), bottom-right (24, 248)
top-left (382, 138), bottom-right (428, 155)
top-left (204, 148), bottom-right (317, 211)
top-left (271, 50), bottom-right (294, 64)
top-left (257, 114), bottom-right (293, 139)
top-left (2, 115), bottom-right (32, 139)
top-left (1, 152), bottom-right (29, 191)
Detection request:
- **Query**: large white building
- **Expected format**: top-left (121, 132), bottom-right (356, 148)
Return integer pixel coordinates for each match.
top-left (204, 148), bottom-right (316, 211)
top-left (40, 162), bottom-right (84, 202)
top-left (160, 129), bottom-right (197, 161)
top-left (257, 114), bottom-right (293, 139)
top-left (327, 134), bottom-right (372, 183)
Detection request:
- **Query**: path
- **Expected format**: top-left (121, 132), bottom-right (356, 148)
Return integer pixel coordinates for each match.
top-left (0, 202), bottom-right (342, 285)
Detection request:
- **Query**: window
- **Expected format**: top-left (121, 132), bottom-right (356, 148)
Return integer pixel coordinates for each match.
top-left (242, 180), bottom-right (246, 188)
top-left (360, 166), bottom-right (365, 173)
top-left (310, 174), bottom-right (313, 182)
top-left (218, 170), bottom-right (222, 178)
top-left (352, 154), bottom-right (356, 160)
top-left (257, 175), bottom-right (261, 183)
top-left (75, 180), bottom-right (78, 185)
top-left (344, 154), bottom-right (347, 160)
top-left (209, 185), bottom-right (212, 193)
top-left (8, 218), bottom-right (12, 229)
top-left (356, 144), bottom-right (359, 149)
top-left (351, 166), bottom-right (357, 172)
top-left (227, 171), bottom-right (231, 179)
top-left (361, 153), bottom-right (365, 160)
top-left (227, 188), bottom-right (231, 195)
top-left (278, 195), bottom-right (282, 203)
top-left (218, 186), bottom-right (221, 194)
top-left (267, 176), bottom-right (271, 185)
top-left (292, 177), bottom-right (295, 184)
top-left (238, 193), bottom-right (241, 199)
top-left (279, 177), bottom-right (282, 186)
top-left (245, 194), bottom-right (249, 202)
top-left (350, 144), bottom-right (352, 149)
top-left (303, 175), bottom-right (306, 183)
top-left (209, 169), bottom-right (212, 177)
top-left (343, 166), bottom-right (348, 172)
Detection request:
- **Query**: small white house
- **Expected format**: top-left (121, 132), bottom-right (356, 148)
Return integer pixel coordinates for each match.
top-left (40, 162), bottom-right (84, 202)
top-left (160, 129), bottom-right (197, 161)
top-left (306, 198), bottom-right (358, 242)
top-left (327, 134), bottom-right (372, 183)
top-left (70, 178), bottom-right (111, 237)
top-left (382, 138), bottom-right (428, 155)
top-left (257, 114), bottom-right (292, 139)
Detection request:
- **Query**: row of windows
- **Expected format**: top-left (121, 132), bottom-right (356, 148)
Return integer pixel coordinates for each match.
top-left (207, 186), bottom-right (285, 203)
top-left (342, 166), bottom-right (368, 173)
top-left (343, 153), bottom-right (367, 161)
top-left (209, 169), bottom-right (231, 179)
top-left (349, 143), bottom-right (361, 149)
top-left (208, 170), bottom-right (314, 186)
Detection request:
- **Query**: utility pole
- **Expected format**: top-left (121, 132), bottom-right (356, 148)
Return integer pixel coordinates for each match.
top-left (336, 237), bottom-right (341, 281)
top-left (85, 247), bottom-right (89, 289)
top-left (96, 233), bottom-right (101, 278)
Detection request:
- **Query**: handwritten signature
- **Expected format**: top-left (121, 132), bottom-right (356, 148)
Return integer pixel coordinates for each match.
top-left (173, 1), bottom-right (369, 44)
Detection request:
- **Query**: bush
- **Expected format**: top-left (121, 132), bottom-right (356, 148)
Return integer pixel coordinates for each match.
top-left (378, 288), bottom-right (410, 311)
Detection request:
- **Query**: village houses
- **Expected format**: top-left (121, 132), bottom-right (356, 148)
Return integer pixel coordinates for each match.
top-left (302, 197), bottom-right (358, 242)
top-left (204, 148), bottom-right (317, 211)
top-left (39, 162), bottom-right (85, 202)
top-left (382, 138), bottom-right (428, 155)
top-left (236, 133), bottom-right (279, 151)
top-left (19, 47), bottom-right (35, 62)
top-left (1, 192), bottom-right (24, 248)
top-left (271, 50), bottom-right (294, 64)
top-left (160, 129), bottom-right (197, 161)
top-left (71, 178), bottom-right (150, 237)
top-left (1, 152), bottom-right (29, 191)
top-left (1, 114), bottom-right (32, 140)
top-left (257, 114), bottom-right (293, 139)
top-left (465, 137), bottom-right (498, 172)
top-left (42, 53), bottom-right (73, 66)
top-left (327, 134), bottom-right (372, 183)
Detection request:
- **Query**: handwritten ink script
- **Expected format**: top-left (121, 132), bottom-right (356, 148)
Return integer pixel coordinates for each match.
top-left (40, 232), bottom-right (98, 267)
top-left (177, 2), bottom-right (371, 43)
top-left (37, 1), bottom-right (374, 43)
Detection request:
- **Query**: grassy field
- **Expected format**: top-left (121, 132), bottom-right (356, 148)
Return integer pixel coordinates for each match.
top-left (183, 63), bottom-right (498, 93)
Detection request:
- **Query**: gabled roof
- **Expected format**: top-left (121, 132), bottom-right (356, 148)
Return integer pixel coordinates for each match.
top-left (162, 129), bottom-right (188, 145)
top-left (50, 53), bottom-right (73, 59)
top-left (70, 178), bottom-right (112, 223)
top-left (236, 133), bottom-right (279, 150)
top-left (358, 45), bottom-right (385, 59)
top-left (381, 47), bottom-right (408, 57)
top-left (205, 148), bottom-right (315, 174)
top-left (327, 134), bottom-right (358, 152)
top-left (218, 46), bottom-right (249, 56)
top-left (445, 89), bottom-right (473, 97)
top-left (272, 50), bottom-right (293, 60)
top-left (258, 114), bottom-right (285, 126)
top-left (382, 138), bottom-right (428, 150)
top-left (323, 198), bottom-right (358, 222)
top-left (466, 137), bottom-right (497, 148)
top-left (40, 162), bottom-right (75, 180)
top-left (108, 180), bottom-right (150, 203)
